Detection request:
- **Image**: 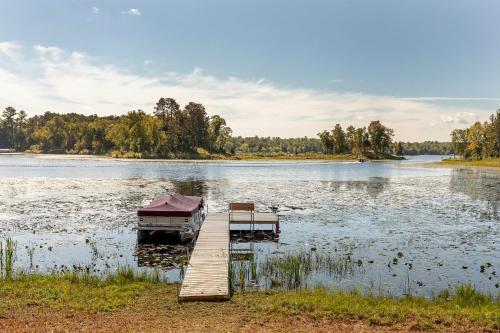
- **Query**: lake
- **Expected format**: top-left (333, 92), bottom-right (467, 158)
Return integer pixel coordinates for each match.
top-left (0, 154), bottom-right (498, 297)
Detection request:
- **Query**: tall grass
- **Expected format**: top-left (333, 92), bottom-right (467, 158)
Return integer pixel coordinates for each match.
top-left (230, 251), bottom-right (358, 291)
top-left (0, 236), bottom-right (166, 284)
top-left (27, 246), bottom-right (35, 269)
top-left (0, 237), bottom-right (17, 279)
top-left (454, 283), bottom-right (493, 307)
top-left (260, 252), bottom-right (357, 289)
top-left (12, 264), bottom-right (167, 286)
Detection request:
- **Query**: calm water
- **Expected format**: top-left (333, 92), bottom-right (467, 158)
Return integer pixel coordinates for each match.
top-left (0, 154), bottom-right (498, 296)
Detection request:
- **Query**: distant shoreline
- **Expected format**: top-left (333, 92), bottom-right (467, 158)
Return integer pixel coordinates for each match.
top-left (435, 158), bottom-right (500, 168)
top-left (0, 152), bottom-right (405, 163)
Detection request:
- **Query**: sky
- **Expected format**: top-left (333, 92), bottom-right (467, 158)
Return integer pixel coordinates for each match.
top-left (0, 0), bottom-right (499, 141)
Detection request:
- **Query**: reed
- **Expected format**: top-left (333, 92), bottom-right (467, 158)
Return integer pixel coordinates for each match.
top-left (238, 260), bottom-right (246, 291)
top-left (27, 246), bottom-right (35, 270)
top-left (0, 237), bottom-right (17, 279)
top-left (260, 251), bottom-right (357, 289)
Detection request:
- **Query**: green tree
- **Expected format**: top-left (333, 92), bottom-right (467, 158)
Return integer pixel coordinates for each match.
top-left (483, 110), bottom-right (499, 157)
top-left (352, 127), bottom-right (367, 157)
top-left (185, 102), bottom-right (209, 151)
top-left (367, 121), bottom-right (393, 154)
top-left (154, 98), bottom-right (180, 153)
top-left (331, 124), bottom-right (346, 154)
top-left (345, 125), bottom-right (356, 152)
top-left (2, 107), bottom-right (17, 148)
top-left (318, 130), bottom-right (333, 154)
top-left (451, 129), bottom-right (468, 158)
top-left (208, 115), bottom-right (232, 153)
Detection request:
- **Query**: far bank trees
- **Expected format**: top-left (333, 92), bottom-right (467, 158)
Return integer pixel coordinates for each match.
top-left (450, 109), bottom-right (499, 159)
top-left (317, 121), bottom-right (394, 157)
top-left (0, 98), bottom-right (232, 158)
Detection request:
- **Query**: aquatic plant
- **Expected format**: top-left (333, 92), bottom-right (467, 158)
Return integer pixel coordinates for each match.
top-left (229, 253), bottom-right (259, 291)
top-left (26, 246), bottom-right (36, 270)
top-left (228, 257), bottom-right (235, 295)
top-left (260, 251), bottom-right (358, 290)
top-left (454, 283), bottom-right (492, 307)
top-left (0, 237), bottom-right (17, 280)
top-left (249, 255), bottom-right (258, 282)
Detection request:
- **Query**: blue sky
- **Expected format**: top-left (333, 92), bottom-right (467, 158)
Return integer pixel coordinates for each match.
top-left (0, 0), bottom-right (499, 140)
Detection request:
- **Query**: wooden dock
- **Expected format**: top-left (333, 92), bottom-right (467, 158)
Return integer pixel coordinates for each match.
top-left (179, 211), bottom-right (279, 302)
top-left (178, 213), bottom-right (230, 301)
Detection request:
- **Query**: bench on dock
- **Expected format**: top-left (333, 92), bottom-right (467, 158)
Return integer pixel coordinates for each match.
top-left (228, 202), bottom-right (254, 223)
top-left (228, 202), bottom-right (280, 233)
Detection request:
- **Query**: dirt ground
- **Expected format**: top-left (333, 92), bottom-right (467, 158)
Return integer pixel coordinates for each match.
top-left (0, 289), bottom-right (490, 333)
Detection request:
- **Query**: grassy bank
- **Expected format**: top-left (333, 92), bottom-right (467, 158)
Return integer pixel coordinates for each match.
top-left (0, 272), bottom-right (498, 332)
top-left (15, 150), bottom-right (406, 161)
top-left (235, 152), bottom-right (357, 160)
top-left (440, 157), bottom-right (500, 168)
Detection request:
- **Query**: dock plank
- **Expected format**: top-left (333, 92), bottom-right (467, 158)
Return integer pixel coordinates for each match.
top-left (178, 213), bottom-right (230, 301)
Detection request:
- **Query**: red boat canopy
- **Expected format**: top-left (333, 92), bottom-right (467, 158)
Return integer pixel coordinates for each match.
top-left (137, 193), bottom-right (204, 217)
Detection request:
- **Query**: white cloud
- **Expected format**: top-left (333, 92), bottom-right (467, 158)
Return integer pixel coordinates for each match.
top-left (124, 8), bottom-right (141, 16)
top-left (92, 6), bottom-right (100, 14)
top-left (143, 59), bottom-right (152, 66)
top-left (0, 43), bottom-right (496, 141)
top-left (403, 97), bottom-right (500, 102)
top-left (33, 45), bottom-right (63, 61)
top-left (0, 41), bottom-right (21, 60)
top-left (441, 112), bottom-right (478, 125)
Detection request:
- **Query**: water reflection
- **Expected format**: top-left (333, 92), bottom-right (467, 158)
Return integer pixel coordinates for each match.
top-left (171, 179), bottom-right (208, 197)
top-left (330, 177), bottom-right (390, 199)
top-left (134, 243), bottom-right (191, 269)
top-left (449, 169), bottom-right (500, 220)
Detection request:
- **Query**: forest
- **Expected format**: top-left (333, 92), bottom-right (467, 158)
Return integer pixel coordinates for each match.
top-left (449, 109), bottom-right (500, 159)
top-left (317, 122), bottom-right (398, 158)
top-left (0, 98), bottom-right (232, 158)
top-left (1, 99), bottom-right (497, 159)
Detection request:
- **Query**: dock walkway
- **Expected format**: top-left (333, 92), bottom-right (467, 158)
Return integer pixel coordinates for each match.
top-left (178, 213), bottom-right (230, 301)
top-left (179, 211), bottom-right (278, 302)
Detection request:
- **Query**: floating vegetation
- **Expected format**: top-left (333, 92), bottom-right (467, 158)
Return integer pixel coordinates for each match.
top-left (134, 243), bottom-right (191, 269)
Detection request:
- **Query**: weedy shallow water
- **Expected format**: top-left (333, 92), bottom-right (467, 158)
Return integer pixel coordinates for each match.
top-left (0, 154), bottom-right (498, 296)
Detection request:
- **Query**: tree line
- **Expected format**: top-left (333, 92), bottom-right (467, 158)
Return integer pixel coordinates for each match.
top-left (450, 109), bottom-right (500, 159)
top-left (0, 98), bottom-right (232, 158)
top-left (3, 101), bottom-right (490, 159)
top-left (400, 141), bottom-right (453, 155)
top-left (317, 121), bottom-right (396, 157)
top-left (227, 136), bottom-right (322, 155)
top-left (227, 137), bottom-right (454, 156)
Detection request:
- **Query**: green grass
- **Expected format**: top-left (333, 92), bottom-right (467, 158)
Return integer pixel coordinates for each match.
top-left (241, 285), bottom-right (500, 330)
top-left (440, 157), bottom-right (500, 168)
top-left (0, 267), bottom-right (165, 312)
top-left (0, 273), bottom-right (498, 330)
